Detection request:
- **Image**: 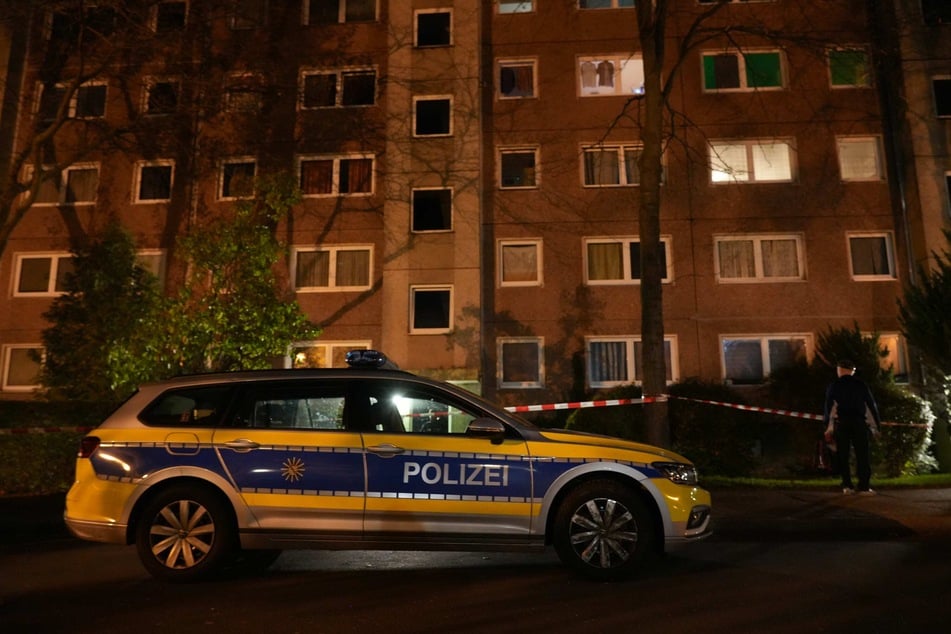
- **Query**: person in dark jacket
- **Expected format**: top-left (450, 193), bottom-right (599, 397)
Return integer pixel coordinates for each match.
top-left (823, 359), bottom-right (882, 495)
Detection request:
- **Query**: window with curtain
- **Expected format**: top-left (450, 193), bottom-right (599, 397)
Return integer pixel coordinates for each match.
top-left (299, 156), bottom-right (373, 196)
top-left (837, 137), bottom-right (883, 181)
top-left (137, 163), bottom-right (173, 202)
top-left (709, 140), bottom-right (793, 183)
top-left (294, 247), bottom-right (371, 291)
top-left (848, 234), bottom-right (895, 279)
top-left (583, 144), bottom-right (645, 186)
top-left (498, 339), bottom-right (543, 388)
top-left (64, 167), bottom-right (99, 203)
top-left (586, 238), bottom-right (671, 284)
top-left (588, 337), bottom-right (676, 387)
top-left (499, 240), bottom-right (541, 286)
top-left (499, 60), bottom-right (536, 98)
top-left (828, 49), bottom-right (871, 88)
top-left (716, 235), bottom-right (803, 282)
top-left (703, 50), bottom-right (783, 91)
top-left (721, 335), bottom-right (809, 384)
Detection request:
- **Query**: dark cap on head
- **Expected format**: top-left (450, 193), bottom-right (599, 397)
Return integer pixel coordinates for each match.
top-left (837, 359), bottom-right (855, 370)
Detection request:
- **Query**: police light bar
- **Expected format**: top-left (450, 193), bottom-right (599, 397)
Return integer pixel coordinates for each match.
top-left (345, 349), bottom-right (399, 370)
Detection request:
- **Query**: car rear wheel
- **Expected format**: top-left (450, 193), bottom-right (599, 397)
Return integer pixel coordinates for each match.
top-left (553, 479), bottom-right (655, 581)
top-left (134, 485), bottom-right (235, 582)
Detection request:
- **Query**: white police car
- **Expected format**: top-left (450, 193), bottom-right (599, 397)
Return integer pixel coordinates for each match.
top-left (65, 350), bottom-right (711, 582)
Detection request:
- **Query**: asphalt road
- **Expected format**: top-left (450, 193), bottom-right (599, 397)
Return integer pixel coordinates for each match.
top-left (2, 487), bottom-right (950, 633)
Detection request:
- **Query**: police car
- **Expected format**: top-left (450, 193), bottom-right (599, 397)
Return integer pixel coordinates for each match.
top-left (64, 350), bottom-right (711, 582)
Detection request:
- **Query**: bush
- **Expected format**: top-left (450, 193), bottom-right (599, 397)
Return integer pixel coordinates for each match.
top-left (565, 384), bottom-right (647, 441)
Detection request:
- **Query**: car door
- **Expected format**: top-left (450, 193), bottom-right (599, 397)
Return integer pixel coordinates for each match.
top-left (213, 380), bottom-right (365, 533)
top-left (359, 379), bottom-right (534, 539)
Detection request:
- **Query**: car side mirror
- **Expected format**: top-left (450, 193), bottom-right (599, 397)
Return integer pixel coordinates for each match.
top-left (466, 417), bottom-right (507, 444)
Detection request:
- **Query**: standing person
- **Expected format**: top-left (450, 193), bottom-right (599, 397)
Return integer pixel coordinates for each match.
top-left (823, 359), bottom-right (882, 495)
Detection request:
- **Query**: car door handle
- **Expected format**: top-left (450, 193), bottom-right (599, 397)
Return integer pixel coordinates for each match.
top-left (223, 439), bottom-right (260, 451)
top-left (367, 443), bottom-right (405, 457)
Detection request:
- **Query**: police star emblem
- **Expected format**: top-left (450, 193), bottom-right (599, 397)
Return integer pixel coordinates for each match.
top-left (281, 457), bottom-right (306, 482)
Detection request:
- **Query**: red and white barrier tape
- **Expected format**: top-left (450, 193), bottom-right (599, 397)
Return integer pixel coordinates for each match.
top-left (504, 396), bottom-right (665, 413)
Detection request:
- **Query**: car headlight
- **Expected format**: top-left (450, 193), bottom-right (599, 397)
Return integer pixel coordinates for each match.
top-left (652, 461), bottom-right (698, 486)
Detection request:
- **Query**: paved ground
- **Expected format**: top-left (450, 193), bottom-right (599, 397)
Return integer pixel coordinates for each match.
top-left (3, 486), bottom-right (951, 549)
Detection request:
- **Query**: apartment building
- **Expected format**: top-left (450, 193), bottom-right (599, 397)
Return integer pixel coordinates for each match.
top-left (1, 1), bottom-right (946, 406)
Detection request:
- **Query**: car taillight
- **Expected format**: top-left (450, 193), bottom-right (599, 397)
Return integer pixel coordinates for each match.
top-left (78, 436), bottom-right (100, 458)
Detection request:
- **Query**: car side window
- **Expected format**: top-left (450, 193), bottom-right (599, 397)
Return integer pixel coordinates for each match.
top-left (229, 384), bottom-right (347, 429)
top-left (138, 386), bottom-right (234, 427)
top-left (362, 384), bottom-right (480, 435)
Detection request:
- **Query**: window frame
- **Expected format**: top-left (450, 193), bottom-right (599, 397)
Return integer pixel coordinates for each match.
top-left (297, 153), bottom-right (375, 197)
top-left (577, 54), bottom-right (645, 97)
top-left (410, 285), bottom-right (453, 334)
top-left (708, 139), bottom-right (795, 183)
top-left (498, 58), bottom-right (537, 99)
top-left (414, 8), bottom-right (452, 48)
top-left (714, 233), bottom-right (805, 283)
top-left (142, 77), bottom-right (180, 115)
top-left (933, 76), bottom-right (951, 118)
top-left (134, 160), bottom-right (175, 203)
top-left (29, 163), bottom-right (99, 206)
top-left (498, 239), bottom-right (543, 287)
top-left (847, 232), bottom-right (897, 281)
top-left (302, 0), bottom-right (377, 25)
top-left (581, 143), bottom-right (647, 187)
top-left (1, 345), bottom-right (43, 393)
top-left (584, 236), bottom-right (673, 285)
top-left (224, 72), bottom-right (264, 113)
top-left (499, 147), bottom-right (539, 189)
top-left (701, 49), bottom-right (785, 93)
top-left (720, 334), bottom-right (812, 385)
top-left (411, 187), bottom-right (453, 233)
top-left (300, 67), bottom-right (377, 109)
top-left (218, 158), bottom-right (257, 200)
top-left (497, 337), bottom-right (545, 389)
top-left (413, 95), bottom-right (453, 137)
top-left (291, 245), bottom-right (374, 292)
top-left (836, 136), bottom-right (884, 182)
top-left (72, 82), bottom-right (108, 118)
top-left (827, 47), bottom-right (872, 89)
top-left (13, 252), bottom-right (74, 297)
top-left (586, 336), bottom-right (678, 388)
top-left (498, 1), bottom-right (533, 14)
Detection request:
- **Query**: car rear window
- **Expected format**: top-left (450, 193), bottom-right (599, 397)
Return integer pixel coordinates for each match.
top-left (139, 386), bottom-right (234, 427)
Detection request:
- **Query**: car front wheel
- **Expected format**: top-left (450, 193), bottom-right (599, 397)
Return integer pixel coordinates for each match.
top-left (134, 485), bottom-right (235, 582)
top-left (553, 479), bottom-right (655, 581)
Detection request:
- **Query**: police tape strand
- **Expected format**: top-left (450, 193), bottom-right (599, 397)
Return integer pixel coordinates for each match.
top-left (1, 395), bottom-right (926, 433)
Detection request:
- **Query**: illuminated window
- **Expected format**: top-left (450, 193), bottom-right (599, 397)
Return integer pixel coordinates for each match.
top-left (828, 48), bottom-right (871, 88)
top-left (293, 246), bottom-right (372, 291)
top-left (588, 337), bottom-right (677, 388)
top-left (709, 139), bottom-right (794, 183)
top-left (715, 234), bottom-right (804, 282)
top-left (837, 136), bottom-right (883, 181)
top-left (499, 240), bottom-right (542, 286)
top-left (578, 54), bottom-right (644, 96)
top-left (585, 237), bottom-right (671, 284)
top-left (299, 155), bottom-right (373, 196)
top-left (848, 233), bottom-right (896, 281)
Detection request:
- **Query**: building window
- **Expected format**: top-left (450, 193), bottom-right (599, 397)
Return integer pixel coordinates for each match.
top-left (135, 161), bottom-right (174, 202)
top-left (74, 83), bottom-right (107, 118)
top-left (921, 0), bottom-right (951, 25)
top-left (499, 239), bottom-right (542, 286)
top-left (231, 0), bottom-right (267, 29)
top-left (137, 250), bottom-right (167, 287)
top-left (225, 73), bottom-right (264, 113)
top-left (702, 50), bottom-right (784, 92)
top-left (413, 97), bottom-right (452, 136)
top-left (579, 0), bottom-right (635, 8)
top-left (2, 346), bottom-right (43, 392)
top-left (721, 335), bottom-right (809, 385)
top-left (14, 253), bottom-right (74, 296)
top-left (498, 1), bottom-right (533, 13)
top-left (299, 155), bottom-right (373, 196)
top-left (585, 237), bottom-right (671, 285)
top-left (292, 341), bottom-right (371, 368)
top-left (412, 188), bottom-right (452, 232)
top-left (583, 144), bottom-right (645, 186)
top-left (500, 148), bottom-right (537, 188)
top-left (587, 337), bottom-right (676, 388)
top-left (709, 139), bottom-right (794, 183)
top-left (876, 333), bottom-right (908, 380)
top-left (498, 338), bottom-right (544, 389)
top-left (32, 164), bottom-right (99, 205)
top-left (498, 59), bottom-right (536, 98)
top-left (934, 78), bottom-right (951, 117)
top-left (304, 0), bottom-right (376, 24)
top-left (828, 48), bottom-right (871, 88)
top-left (153, 1), bottom-right (187, 32)
top-left (301, 69), bottom-right (376, 108)
top-left (837, 136), bottom-right (884, 181)
top-left (219, 159), bottom-right (256, 199)
top-left (848, 233), bottom-right (896, 280)
top-left (293, 246), bottom-right (372, 291)
top-left (411, 286), bottom-right (452, 333)
top-left (715, 234), bottom-right (804, 282)
top-left (415, 9), bottom-right (451, 47)
top-left (578, 55), bottom-right (644, 96)
top-left (144, 79), bottom-right (179, 115)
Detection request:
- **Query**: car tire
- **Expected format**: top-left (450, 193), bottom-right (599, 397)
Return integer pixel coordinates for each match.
top-left (552, 479), bottom-right (655, 581)
top-left (134, 485), bottom-right (236, 582)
